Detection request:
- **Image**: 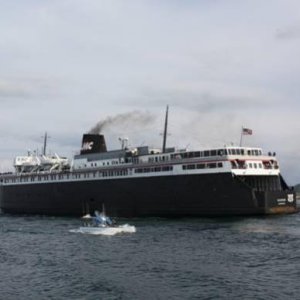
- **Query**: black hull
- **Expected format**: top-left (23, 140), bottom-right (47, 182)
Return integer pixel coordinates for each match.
top-left (0, 173), bottom-right (297, 217)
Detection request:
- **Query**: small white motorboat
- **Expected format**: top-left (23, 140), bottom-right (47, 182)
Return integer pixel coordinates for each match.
top-left (70, 208), bottom-right (136, 236)
top-left (75, 224), bottom-right (136, 235)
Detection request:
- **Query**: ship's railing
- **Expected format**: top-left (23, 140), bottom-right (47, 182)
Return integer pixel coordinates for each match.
top-left (230, 159), bottom-right (279, 170)
top-left (1, 168), bottom-right (130, 184)
top-left (2, 161), bottom-right (175, 184)
top-left (168, 148), bottom-right (277, 161)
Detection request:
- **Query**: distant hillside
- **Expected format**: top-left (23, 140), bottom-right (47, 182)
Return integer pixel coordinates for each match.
top-left (294, 184), bottom-right (300, 193)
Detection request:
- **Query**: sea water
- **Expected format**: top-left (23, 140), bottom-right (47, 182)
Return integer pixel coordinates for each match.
top-left (0, 213), bottom-right (299, 299)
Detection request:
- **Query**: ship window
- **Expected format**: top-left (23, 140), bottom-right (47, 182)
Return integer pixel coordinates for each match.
top-left (236, 149), bottom-right (241, 155)
top-left (162, 166), bottom-right (172, 171)
top-left (208, 163), bottom-right (217, 168)
top-left (197, 164), bottom-right (205, 169)
top-left (249, 163), bottom-right (252, 168)
top-left (254, 163), bottom-right (257, 168)
top-left (210, 150), bottom-right (217, 156)
top-left (217, 162), bottom-right (223, 168)
top-left (187, 164), bottom-right (195, 170)
top-left (170, 154), bottom-right (175, 160)
top-left (231, 149), bottom-right (236, 155)
top-left (194, 152), bottom-right (200, 157)
top-left (204, 151), bottom-right (209, 157)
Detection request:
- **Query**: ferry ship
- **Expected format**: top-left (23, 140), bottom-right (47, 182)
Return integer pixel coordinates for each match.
top-left (0, 108), bottom-right (297, 217)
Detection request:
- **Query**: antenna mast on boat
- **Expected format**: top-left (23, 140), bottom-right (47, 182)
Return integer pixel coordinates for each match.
top-left (162, 105), bottom-right (169, 153)
top-left (42, 132), bottom-right (49, 156)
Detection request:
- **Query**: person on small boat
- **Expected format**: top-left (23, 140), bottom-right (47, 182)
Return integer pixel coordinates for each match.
top-left (93, 210), bottom-right (113, 226)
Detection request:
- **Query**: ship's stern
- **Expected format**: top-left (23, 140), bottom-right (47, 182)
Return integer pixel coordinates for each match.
top-left (255, 190), bottom-right (298, 214)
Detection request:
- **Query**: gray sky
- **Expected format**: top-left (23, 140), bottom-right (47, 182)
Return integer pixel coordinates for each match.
top-left (1, 0), bottom-right (300, 184)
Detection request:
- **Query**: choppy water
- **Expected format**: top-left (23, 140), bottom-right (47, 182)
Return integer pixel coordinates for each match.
top-left (0, 213), bottom-right (300, 300)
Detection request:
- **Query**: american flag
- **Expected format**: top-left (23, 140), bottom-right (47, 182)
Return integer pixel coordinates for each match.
top-left (242, 127), bottom-right (253, 135)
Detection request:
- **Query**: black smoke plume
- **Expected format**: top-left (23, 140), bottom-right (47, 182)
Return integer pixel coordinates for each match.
top-left (89, 111), bottom-right (155, 134)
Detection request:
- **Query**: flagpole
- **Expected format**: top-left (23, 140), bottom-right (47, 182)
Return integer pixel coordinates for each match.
top-left (239, 126), bottom-right (243, 147)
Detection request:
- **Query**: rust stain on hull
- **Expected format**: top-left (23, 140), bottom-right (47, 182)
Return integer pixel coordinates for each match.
top-left (268, 206), bottom-right (298, 214)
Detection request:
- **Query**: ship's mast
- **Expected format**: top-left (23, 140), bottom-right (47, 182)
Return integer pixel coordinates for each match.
top-left (43, 132), bottom-right (48, 155)
top-left (162, 105), bottom-right (169, 153)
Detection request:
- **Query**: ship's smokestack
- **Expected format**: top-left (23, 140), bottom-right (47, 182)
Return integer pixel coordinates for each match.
top-left (80, 134), bottom-right (107, 154)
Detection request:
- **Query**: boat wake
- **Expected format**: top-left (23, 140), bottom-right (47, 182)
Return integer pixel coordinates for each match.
top-left (69, 224), bottom-right (136, 236)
